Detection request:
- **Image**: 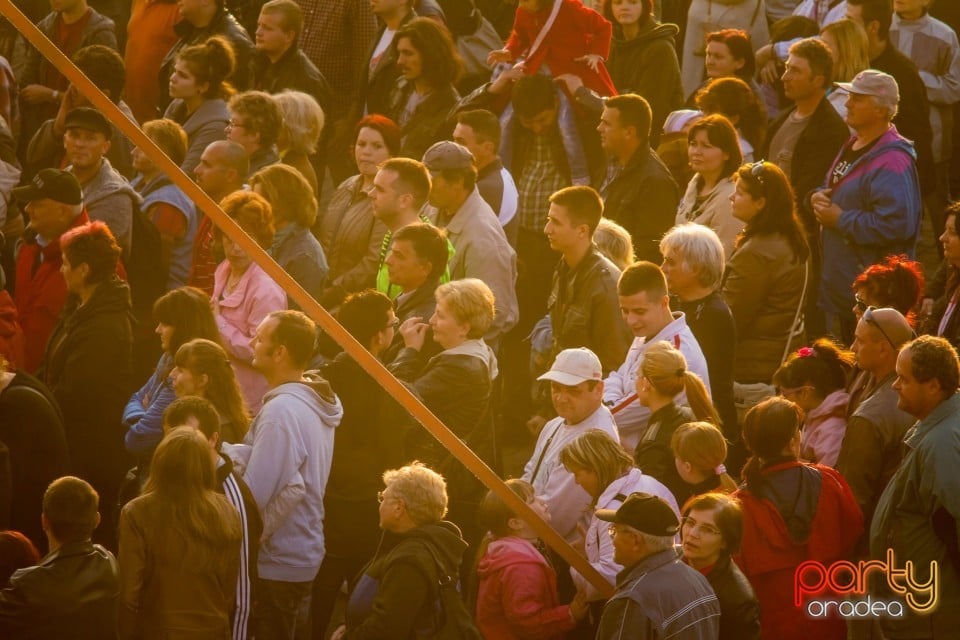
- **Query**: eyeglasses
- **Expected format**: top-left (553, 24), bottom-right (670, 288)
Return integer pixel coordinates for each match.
top-left (377, 490), bottom-right (399, 504)
top-left (226, 119), bottom-right (247, 130)
top-left (681, 517), bottom-right (722, 537)
top-left (607, 524), bottom-right (639, 538)
top-left (855, 293), bottom-right (868, 313)
top-left (749, 160), bottom-right (767, 185)
top-left (863, 306), bottom-right (897, 348)
top-left (385, 318), bottom-right (400, 331)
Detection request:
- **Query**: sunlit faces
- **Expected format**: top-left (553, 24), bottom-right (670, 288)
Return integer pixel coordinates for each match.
top-left (255, 12), bottom-right (295, 55)
top-left (619, 290), bottom-right (670, 338)
top-left (660, 248), bottom-right (700, 298)
top-left (426, 172), bottom-right (458, 210)
top-left (680, 509), bottom-right (726, 568)
top-left (893, 347), bottom-right (932, 417)
top-left (395, 37), bottom-right (423, 82)
top-left (194, 146), bottom-right (231, 197)
top-left (609, 524), bottom-right (641, 565)
top-left (170, 364), bottom-right (208, 397)
top-left (568, 465), bottom-right (600, 499)
top-left (59, 252), bottom-right (86, 296)
top-left (63, 127), bottom-right (110, 171)
top-left (225, 112), bottom-right (260, 150)
top-left (131, 144), bottom-right (156, 176)
top-left (24, 198), bottom-right (72, 241)
top-left (177, 0), bottom-right (209, 23)
top-left (610, 0), bottom-right (645, 25)
top-left (377, 487), bottom-right (405, 530)
top-left (851, 317), bottom-right (887, 373)
top-left (729, 179), bottom-right (764, 224)
top-left (543, 202), bottom-right (586, 253)
top-left (452, 123), bottom-right (491, 167)
top-left (168, 59), bottom-right (207, 101)
top-left (597, 105), bottom-right (631, 155)
top-left (893, 0), bottom-right (929, 21)
top-left (249, 315), bottom-right (280, 371)
top-left (220, 232), bottom-right (252, 272)
top-left (781, 54), bottom-right (820, 102)
top-left (385, 238), bottom-right (431, 291)
top-left (939, 213), bottom-right (960, 269)
top-left (156, 322), bottom-right (176, 353)
top-left (369, 168), bottom-right (404, 220)
top-left (704, 40), bottom-right (744, 79)
top-left (355, 127), bottom-right (392, 178)
top-left (844, 92), bottom-right (884, 130)
top-left (549, 380), bottom-right (603, 425)
top-left (687, 129), bottom-right (728, 176)
top-left (429, 297), bottom-right (470, 350)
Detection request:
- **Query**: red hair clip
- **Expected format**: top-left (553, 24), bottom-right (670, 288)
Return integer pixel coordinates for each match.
top-left (796, 347), bottom-right (815, 358)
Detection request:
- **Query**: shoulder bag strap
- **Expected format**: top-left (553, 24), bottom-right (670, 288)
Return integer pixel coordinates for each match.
top-left (530, 420), bottom-right (565, 484)
top-left (780, 259), bottom-right (809, 366)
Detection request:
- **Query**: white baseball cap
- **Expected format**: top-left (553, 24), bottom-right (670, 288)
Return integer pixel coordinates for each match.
top-left (538, 348), bottom-right (603, 386)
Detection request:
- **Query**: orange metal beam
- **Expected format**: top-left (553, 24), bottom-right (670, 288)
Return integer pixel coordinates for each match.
top-left (0, 0), bottom-right (615, 598)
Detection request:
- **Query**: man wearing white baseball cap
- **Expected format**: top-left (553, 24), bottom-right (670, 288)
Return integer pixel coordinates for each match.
top-left (522, 347), bottom-right (620, 544)
top-left (811, 68), bottom-right (922, 342)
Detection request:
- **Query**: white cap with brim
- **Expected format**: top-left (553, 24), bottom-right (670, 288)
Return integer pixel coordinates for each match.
top-left (537, 347), bottom-right (603, 386)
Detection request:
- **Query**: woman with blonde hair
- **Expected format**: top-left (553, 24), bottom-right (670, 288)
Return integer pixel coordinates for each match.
top-left (593, 218), bottom-right (635, 271)
top-left (634, 340), bottom-right (720, 479)
top-left (560, 429), bottom-right (677, 605)
top-left (273, 90), bottom-right (325, 196)
top-left (171, 338), bottom-right (250, 443)
top-left (250, 164), bottom-right (328, 307)
top-left (211, 191), bottom-right (287, 413)
top-left (819, 19), bottom-right (870, 120)
top-left (668, 422), bottom-right (739, 508)
top-left (118, 426), bottom-right (242, 638)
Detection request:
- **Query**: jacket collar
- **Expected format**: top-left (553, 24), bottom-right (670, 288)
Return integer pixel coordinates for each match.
top-left (617, 547), bottom-right (680, 585)
top-left (438, 187), bottom-right (484, 234)
top-left (174, 6), bottom-right (230, 38)
top-left (39, 539), bottom-right (97, 565)
top-left (904, 392), bottom-right (960, 450)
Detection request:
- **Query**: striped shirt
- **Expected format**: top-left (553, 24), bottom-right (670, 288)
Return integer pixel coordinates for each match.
top-left (219, 462), bottom-right (255, 640)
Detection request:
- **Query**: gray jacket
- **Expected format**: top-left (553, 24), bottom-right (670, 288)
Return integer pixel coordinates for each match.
top-left (163, 98), bottom-right (229, 175)
top-left (77, 158), bottom-right (141, 256)
top-left (597, 547), bottom-right (721, 640)
top-left (269, 223), bottom-right (328, 309)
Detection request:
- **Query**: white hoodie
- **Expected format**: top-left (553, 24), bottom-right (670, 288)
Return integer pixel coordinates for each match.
top-left (242, 374), bottom-right (342, 582)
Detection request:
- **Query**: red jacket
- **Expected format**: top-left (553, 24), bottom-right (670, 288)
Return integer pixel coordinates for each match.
top-left (505, 0), bottom-right (616, 97)
top-left (734, 461), bottom-right (864, 640)
top-left (475, 536), bottom-right (575, 640)
top-left (0, 289), bottom-right (24, 369)
top-left (14, 210), bottom-right (90, 373)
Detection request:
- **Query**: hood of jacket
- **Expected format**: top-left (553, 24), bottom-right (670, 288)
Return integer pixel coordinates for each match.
top-left (807, 389), bottom-right (849, 424)
top-left (442, 338), bottom-right (499, 382)
top-left (476, 536), bottom-right (548, 577)
top-left (396, 521), bottom-right (469, 576)
top-left (79, 158), bottom-right (142, 210)
top-left (262, 372), bottom-right (342, 425)
top-left (613, 20), bottom-right (679, 50)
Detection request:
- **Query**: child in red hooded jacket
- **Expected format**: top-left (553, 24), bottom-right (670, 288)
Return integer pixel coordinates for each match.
top-left (474, 479), bottom-right (587, 639)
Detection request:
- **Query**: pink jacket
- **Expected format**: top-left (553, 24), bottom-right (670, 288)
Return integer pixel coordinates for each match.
top-left (475, 536), bottom-right (575, 640)
top-left (800, 389), bottom-right (850, 468)
top-left (212, 260), bottom-right (286, 414)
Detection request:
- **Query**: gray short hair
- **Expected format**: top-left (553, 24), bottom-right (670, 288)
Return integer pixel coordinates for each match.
top-left (637, 531), bottom-right (676, 553)
top-left (871, 94), bottom-right (899, 121)
top-left (383, 462), bottom-right (448, 525)
top-left (660, 223), bottom-right (725, 289)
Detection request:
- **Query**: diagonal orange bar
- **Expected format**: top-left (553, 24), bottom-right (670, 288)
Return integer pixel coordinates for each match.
top-left (0, 0), bottom-right (615, 598)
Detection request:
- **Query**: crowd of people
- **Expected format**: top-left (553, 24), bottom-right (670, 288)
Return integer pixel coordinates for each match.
top-left (0, 0), bottom-right (958, 638)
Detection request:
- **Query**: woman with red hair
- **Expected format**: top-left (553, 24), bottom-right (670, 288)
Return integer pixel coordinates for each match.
top-left (851, 254), bottom-right (925, 327)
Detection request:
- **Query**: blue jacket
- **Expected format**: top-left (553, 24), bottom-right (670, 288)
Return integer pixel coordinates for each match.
top-left (819, 126), bottom-right (921, 318)
top-left (122, 353), bottom-right (176, 456)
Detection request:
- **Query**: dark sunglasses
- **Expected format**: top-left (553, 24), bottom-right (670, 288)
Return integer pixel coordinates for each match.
top-left (749, 160), bottom-right (767, 185)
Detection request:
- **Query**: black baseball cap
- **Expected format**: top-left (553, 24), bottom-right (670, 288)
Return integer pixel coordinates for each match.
top-left (12, 168), bottom-right (83, 205)
top-left (595, 492), bottom-right (680, 536)
top-left (64, 107), bottom-right (112, 141)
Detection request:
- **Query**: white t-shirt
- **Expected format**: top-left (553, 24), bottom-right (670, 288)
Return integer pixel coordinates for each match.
top-left (369, 28), bottom-right (396, 79)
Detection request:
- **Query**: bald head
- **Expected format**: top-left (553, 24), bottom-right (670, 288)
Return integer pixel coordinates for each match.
top-left (853, 307), bottom-right (914, 375)
top-left (195, 141), bottom-right (249, 200)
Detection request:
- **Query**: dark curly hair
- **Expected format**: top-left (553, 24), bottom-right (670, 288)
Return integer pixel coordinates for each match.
top-left (393, 17), bottom-right (463, 89)
top-left (773, 338), bottom-right (855, 398)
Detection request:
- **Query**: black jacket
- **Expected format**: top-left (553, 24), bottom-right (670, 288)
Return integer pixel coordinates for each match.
top-left (0, 371), bottom-right (69, 550)
top-left (344, 522), bottom-right (469, 639)
top-left (548, 248), bottom-right (631, 375)
top-left (605, 21), bottom-right (683, 146)
top-left (321, 352), bottom-right (405, 558)
top-left (872, 42), bottom-right (937, 195)
top-left (0, 540), bottom-right (119, 639)
top-left (672, 292), bottom-right (738, 443)
top-left (355, 10), bottom-right (416, 119)
top-left (597, 145), bottom-right (679, 264)
top-left (701, 554), bottom-right (761, 640)
top-left (382, 280), bottom-right (441, 364)
top-left (634, 402), bottom-right (694, 479)
top-left (158, 8), bottom-right (254, 112)
top-left (388, 81), bottom-right (459, 162)
top-left (763, 96), bottom-right (848, 242)
top-left (253, 46), bottom-right (331, 116)
top-left (39, 278), bottom-right (134, 519)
